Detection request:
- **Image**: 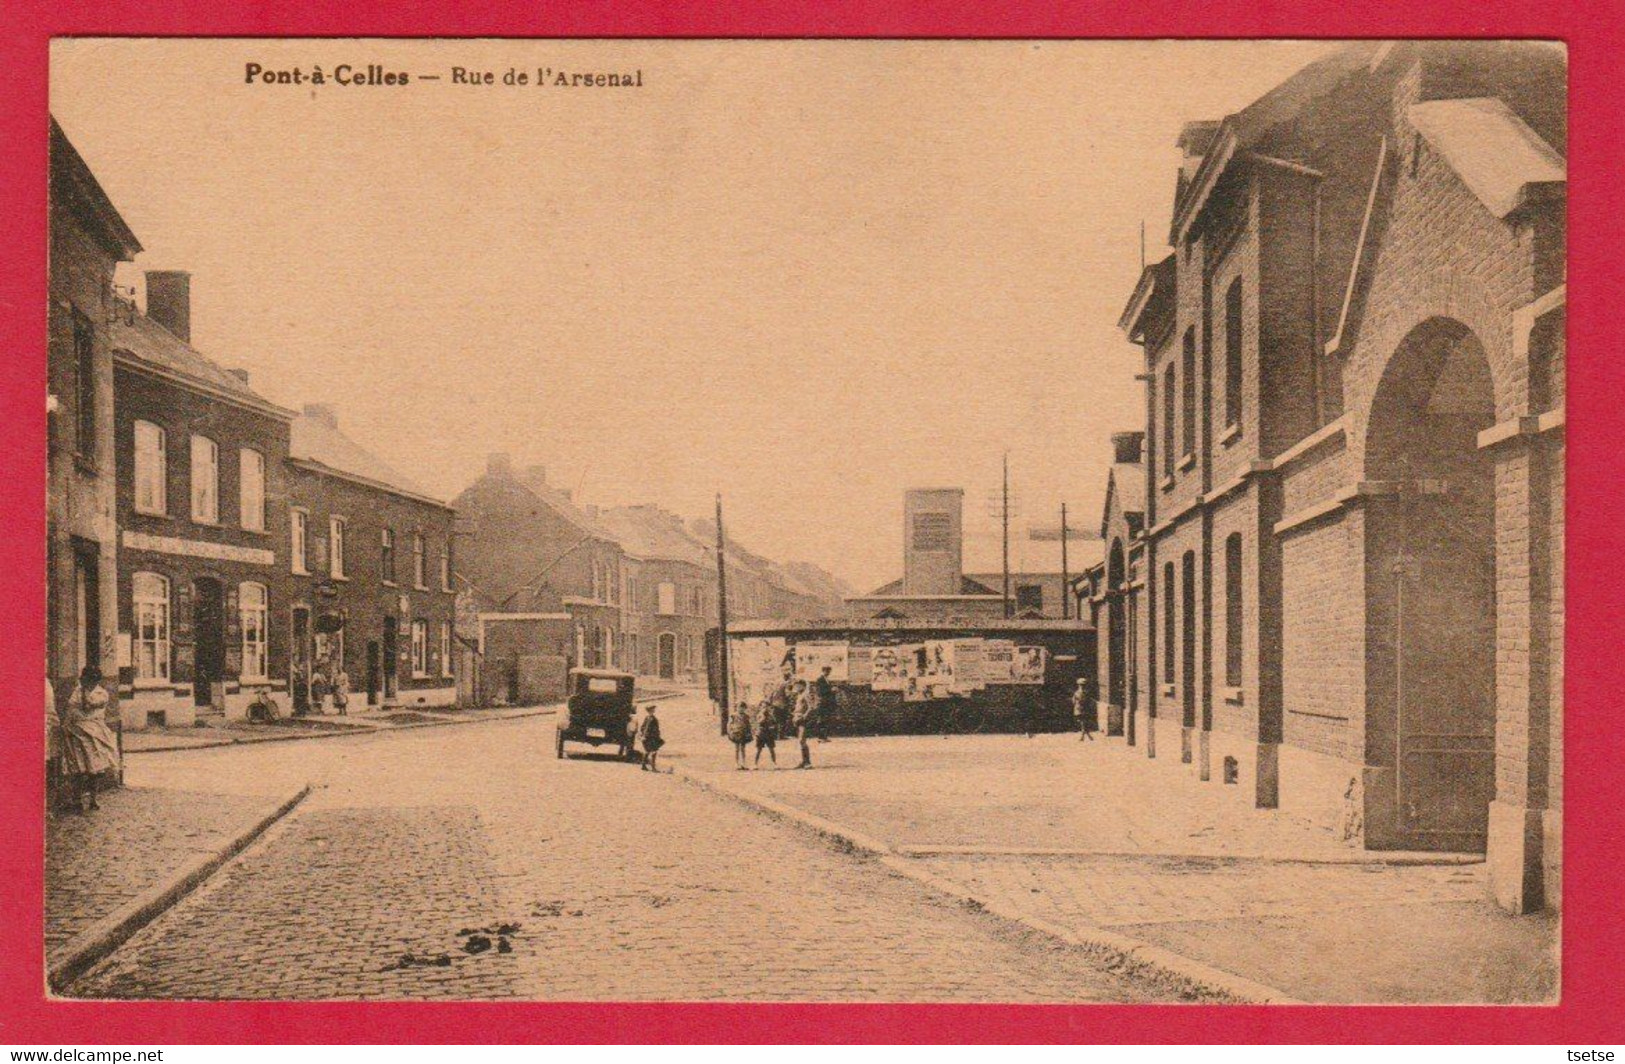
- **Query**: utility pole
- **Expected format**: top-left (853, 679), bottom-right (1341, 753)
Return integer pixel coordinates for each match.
top-left (1060, 501), bottom-right (1070, 620)
top-left (714, 493), bottom-right (731, 737)
top-left (1002, 452), bottom-right (1012, 620)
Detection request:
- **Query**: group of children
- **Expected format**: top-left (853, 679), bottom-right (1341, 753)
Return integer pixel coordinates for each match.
top-left (727, 665), bottom-right (833, 770)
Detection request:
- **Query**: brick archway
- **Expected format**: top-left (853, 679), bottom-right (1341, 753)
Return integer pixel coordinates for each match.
top-left (1360, 317), bottom-right (1497, 852)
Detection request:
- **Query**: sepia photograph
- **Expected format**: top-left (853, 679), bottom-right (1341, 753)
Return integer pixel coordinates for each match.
top-left (42, 36), bottom-right (1566, 1010)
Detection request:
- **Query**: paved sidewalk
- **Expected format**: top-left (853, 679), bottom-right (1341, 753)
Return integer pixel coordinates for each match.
top-left (121, 702), bottom-right (561, 753)
top-left (46, 786), bottom-right (284, 964)
top-left (661, 697), bottom-right (1559, 1004)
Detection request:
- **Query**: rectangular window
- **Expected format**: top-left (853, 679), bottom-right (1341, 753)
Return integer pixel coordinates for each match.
top-left (1162, 363), bottom-right (1176, 477)
top-left (239, 449), bottom-right (265, 531)
top-left (240, 582), bottom-right (268, 680)
top-left (190, 435), bottom-right (219, 524)
top-left (133, 421), bottom-right (167, 515)
top-left (381, 527), bottom-right (396, 583)
top-left (440, 547), bottom-right (451, 592)
top-left (132, 572), bottom-right (171, 684)
top-left (411, 619), bottom-right (428, 677)
top-left (1225, 534), bottom-right (1244, 688)
top-left (1181, 328), bottom-right (1197, 458)
top-left (290, 508), bottom-right (309, 574)
top-left (1163, 562), bottom-right (1176, 684)
top-left (413, 533), bottom-right (426, 589)
top-left (658, 581), bottom-right (676, 615)
top-left (73, 310), bottom-right (96, 460)
top-left (330, 517), bottom-right (347, 578)
top-left (1224, 279), bottom-right (1244, 429)
top-left (440, 622), bottom-right (453, 677)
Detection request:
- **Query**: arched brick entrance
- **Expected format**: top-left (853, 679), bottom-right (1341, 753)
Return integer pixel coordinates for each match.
top-left (1361, 318), bottom-right (1497, 852)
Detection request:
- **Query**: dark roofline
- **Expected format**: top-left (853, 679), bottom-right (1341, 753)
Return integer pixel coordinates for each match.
top-left (286, 457), bottom-right (454, 512)
top-left (50, 119), bottom-right (142, 260)
top-left (1118, 255), bottom-right (1177, 343)
top-left (112, 349), bottom-right (295, 422)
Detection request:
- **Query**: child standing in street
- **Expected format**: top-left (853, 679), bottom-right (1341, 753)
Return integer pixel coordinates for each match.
top-left (728, 700), bottom-right (752, 769)
top-left (636, 703), bottom-right (665, 772)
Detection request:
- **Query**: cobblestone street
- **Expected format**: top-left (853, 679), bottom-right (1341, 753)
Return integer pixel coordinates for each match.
top-left (68, 697), bottom-right (1169, 1002)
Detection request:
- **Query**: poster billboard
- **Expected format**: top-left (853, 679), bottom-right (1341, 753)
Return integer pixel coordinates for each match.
top-left (869, 645), bottom-right (905, 690)
top-left (794, 640), bottom-right (851, 681)
top-left (1012, 645), bottom-right (1047, 684)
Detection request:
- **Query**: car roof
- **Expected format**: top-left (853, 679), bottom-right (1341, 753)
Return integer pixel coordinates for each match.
top-left (570, 668), bottom-right (635, 680)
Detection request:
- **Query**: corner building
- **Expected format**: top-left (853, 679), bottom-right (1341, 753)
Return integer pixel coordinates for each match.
top-left (1118, 42), bottom-right (1564, 912)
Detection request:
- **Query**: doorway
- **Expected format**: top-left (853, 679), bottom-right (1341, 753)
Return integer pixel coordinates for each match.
top-left (1364, 318), bottom-right (1497, 851)
top-left (291, 606), bottom-right (311, 715)
top-left (658, 632), bottom-right (677, 681)
top-left (366, 640), bottom-right (381, 706)
top-left (382, 615), bottom-right (398, 701)
top-left (193, 578), bottom-right (225, 709)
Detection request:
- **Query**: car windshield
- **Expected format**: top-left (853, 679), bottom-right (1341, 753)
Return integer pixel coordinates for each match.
top-left (586, 678), bottom-right (620, 693)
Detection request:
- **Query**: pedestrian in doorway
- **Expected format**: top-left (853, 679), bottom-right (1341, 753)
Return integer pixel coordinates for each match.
top-left (311, 668), bottom-right (331, 715)
top-left (812, 666), bottom-right (835, 743)
top-left (332, 666), bottom-right (350, 715)
top-left (752, 692), bottom-right (780, 768)
top-left (727, 700), bottom-right (753, 770)
top-left (62, 664), bottom-right (119, 814)
top-left (636, 703), bottom-right (665, 772)
top-left (1073, 678), bottom-right (1096, 742)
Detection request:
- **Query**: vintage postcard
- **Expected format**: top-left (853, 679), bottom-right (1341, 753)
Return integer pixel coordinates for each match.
top-left (43, 37), bottom-right (1565, 1008)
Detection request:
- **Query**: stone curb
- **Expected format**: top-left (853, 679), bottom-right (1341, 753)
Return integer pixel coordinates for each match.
top-left (666, 760), bottom-right (1302, 1005)
top-left (47, 783), bottom-right (313, 994)
top-left (124, 706), bottom-right (561, 755)
top-left (893, 844), bottom-right (1483, 867)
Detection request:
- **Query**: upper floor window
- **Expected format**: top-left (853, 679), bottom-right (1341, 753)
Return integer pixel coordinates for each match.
top-left (239, 449), bottom-right (266, 532)
top-left (240, 582), bottom-right (269, 680)
top-left (658, 581), bottom-right (676, 616)
top-left (330, 516), bottom-right (347, 578)
top-left (1224, 279), bottom-right (1243, 430)
top-left (440, 622), bottom-right (454, 678)
top-left (132, 571), bottom-right (171, 684)
top-left (1181, 328), bottom-right (1197, 459)
top-left (1224, 533), bottom-right (1244, 688)
top-left (440, 548), bottom-right (452, 592)
top-left (1162, 363), bottom-right (1176, 478)
top-left (190, 435), bottom-right (219, 524)
top-left (413, 533), bottom-right (426, 589)
top-left (411, 619), bottom-right (428, 677)
top-left (73, 311), bottom-right (96, 460)
top-left (133, 421), bottom-right (167, 515)
top-left (381, 527), bottom-right (396, 583)
top-left (290, 508), bottom-right (309, 574)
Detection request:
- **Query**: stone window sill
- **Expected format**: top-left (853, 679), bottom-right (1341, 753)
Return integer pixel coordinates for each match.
top-left (1220, 423), bottom-right (1242, 447)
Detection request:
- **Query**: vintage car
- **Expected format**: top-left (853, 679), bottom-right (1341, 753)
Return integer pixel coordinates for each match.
top-left (556, 667), bottom-right (637, 760)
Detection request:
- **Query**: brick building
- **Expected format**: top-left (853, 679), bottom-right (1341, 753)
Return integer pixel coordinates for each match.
top-left (1077, 432), bottom-right (1149, 740)
top-left (47, 121), bottom-right (142, 712)
top-left (111, 274), bottom-right (297, 727)
top-left (596, 504), bottom-right (716, 682)
top-left (1114, 41), bottom-right (1564, 911)
top-left (451, 455), bottom-right (630, 672)
top-left (285, 405), bottom-right (458, 710)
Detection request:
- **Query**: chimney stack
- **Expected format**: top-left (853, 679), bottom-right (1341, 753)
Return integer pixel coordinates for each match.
top-left (1111, 430), bottom-right (1146, 464)
top-left (302, 402), bottom-right (338, 429)
top-left (228, 368), bottom-right (251, 385)
top-left (902, 488), bottom-right (964, 597)
top-left (487, 453), bottom-right (513, 477)
top-left (522, 464), bottom-right (548, 487)
top-left (145, 270), bottom-right (192, 343)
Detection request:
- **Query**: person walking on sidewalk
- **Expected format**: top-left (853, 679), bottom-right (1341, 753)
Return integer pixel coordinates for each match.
top-left (727, 700), bottom-right (753, 770)
top-left (812, 666), bottom-right (835, 743)
top-left (753, 688), bottom-right (781, 769)
top-left (793, 679), bottom-right (819, 769)
top-left (636, 703), bottom-right (665, 772)
top-left (1073, 678), bottom-right (1096, 741)
top-left (332, 666), bottom-right (351, 716)
top-left (62, 664), bottom-right (119, 814)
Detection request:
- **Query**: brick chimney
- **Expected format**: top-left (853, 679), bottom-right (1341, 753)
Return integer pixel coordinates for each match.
top-left (228, 368), bottom-right (251, 385)
top-left (522, 464), bottom-right (548, 487)
top-left (1111, 431), bottom-right (1146, 464)
top-left (302, 403), bottom-right (338, 429)
top-left (487, 452), bottom-right (513, 477)
top-left (902, 488), bottom-right (964, 597)
top-left (145, 270), bottom-right (192, 343)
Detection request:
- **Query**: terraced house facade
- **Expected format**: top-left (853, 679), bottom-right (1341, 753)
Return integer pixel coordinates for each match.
top-left (1111, 41), bottom-right (1565, 912)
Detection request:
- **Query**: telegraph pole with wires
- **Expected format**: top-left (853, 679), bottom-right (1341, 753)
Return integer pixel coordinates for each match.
top-left (1060, 501), bottom-right (1070, 620)
top-left (714, 493), bottom-right (731, 737)
top-left (1002, 452), bottom-right (1012, 619)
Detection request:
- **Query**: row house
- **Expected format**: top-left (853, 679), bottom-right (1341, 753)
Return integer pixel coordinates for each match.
top-left (1114, 41), bottom-right (1564, 912)
top-left (285, 404), bottom-right (458, 711)
top-left (111, 274), bottom-right (296, 727)
top-left (1076, 432), bottom-right (1149, 740)
top-left (597, 504), bottom-right (716, 682)
top-left (47, 121), bottom-right (142, 712)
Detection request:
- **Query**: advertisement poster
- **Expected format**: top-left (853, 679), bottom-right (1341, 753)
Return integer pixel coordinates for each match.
top-left (794, 640), bottom-right (850, 681)
top-left (982, 639), bottom-right (1016, 684)
top-left (869, 645), bottom-right (905, 691)
top-left (951, 638), bottom-right (987, 692)
top-left (1012, 645), bottom-right (1047, 684)
top-left (729, 636), bottom-right (787, 707)
top-left (847, 645), bottom-right (874, 686)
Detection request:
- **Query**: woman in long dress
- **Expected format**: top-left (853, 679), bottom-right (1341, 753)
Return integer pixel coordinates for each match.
top-left (61, 664), bottom-right (119, 813)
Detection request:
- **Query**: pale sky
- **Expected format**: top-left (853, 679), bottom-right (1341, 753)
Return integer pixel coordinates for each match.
top-left (51, 38), bottom-right (1334, 592)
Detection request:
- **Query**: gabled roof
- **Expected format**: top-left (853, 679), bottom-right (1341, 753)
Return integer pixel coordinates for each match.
top-left (111, 313), bottom-right (292, 420)
top-left (50, 119), bottom-right (141, 261)
top-left (290, 410), bottom-right (446, 507)
top-left (1119, 254), bottom-right (1177, 343)
top-left (1407, 98), bottom-right (1565, 218)
top-left (1101, 462), bottom-right (1146, 540)
top-left (596, 505), bottom-right (713, 567)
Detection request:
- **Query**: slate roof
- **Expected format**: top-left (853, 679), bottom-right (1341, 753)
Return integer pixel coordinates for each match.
top-left (596, 505), bottom-right (713, 567)
top-left (110, 313), bottom-right (289, 418)
top-left (289, 411), bottom-right (446, 507)
top-left (1408, 97), bottom-right (1565, 218)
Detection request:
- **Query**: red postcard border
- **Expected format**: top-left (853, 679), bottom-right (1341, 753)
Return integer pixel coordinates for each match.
top-left (2, 0), bottom-right (1620, 1044)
